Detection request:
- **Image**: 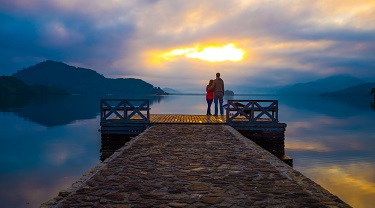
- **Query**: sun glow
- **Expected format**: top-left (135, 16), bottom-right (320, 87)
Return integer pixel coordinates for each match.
top-left (161, 43), bottom-right (245, 62)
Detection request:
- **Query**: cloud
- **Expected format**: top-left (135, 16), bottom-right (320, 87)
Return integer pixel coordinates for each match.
top-left (0, 0), bottom-right (137, 72)
top-left (1, 0), bottom-right (374, 90)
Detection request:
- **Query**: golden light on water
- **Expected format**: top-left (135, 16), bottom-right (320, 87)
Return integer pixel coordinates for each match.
top-left (161, 43), bottom-right (245, 62)
top-left (303, 163), bottom-right (375, 208)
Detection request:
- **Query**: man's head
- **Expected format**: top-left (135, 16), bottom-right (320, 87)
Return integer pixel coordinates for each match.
top-left (216, 72), bottom-right (220, 78)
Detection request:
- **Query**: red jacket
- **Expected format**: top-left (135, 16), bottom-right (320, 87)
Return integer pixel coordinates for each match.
top-left (206, 85), bottom-right (214, 100)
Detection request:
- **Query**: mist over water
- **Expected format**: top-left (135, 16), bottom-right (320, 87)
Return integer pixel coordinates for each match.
top-left (0, 94), bottom-right (374, 208)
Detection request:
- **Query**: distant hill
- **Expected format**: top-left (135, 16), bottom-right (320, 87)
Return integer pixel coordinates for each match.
top-left (225, 90), bottom-right (234, 96)
top-left (320, 82), bottom-right (375, 97)
top-left (278, 74), bottom-right (366, 96)
top-left (12, 60), bottom-right (167, 95)
top-left (0, 76), bottom-right (68, 95)
top-left (163, 88), bottom-right (180, 94)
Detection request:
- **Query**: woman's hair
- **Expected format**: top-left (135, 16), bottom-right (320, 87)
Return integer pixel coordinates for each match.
top-left (209, 79), bottom-right (213, 85)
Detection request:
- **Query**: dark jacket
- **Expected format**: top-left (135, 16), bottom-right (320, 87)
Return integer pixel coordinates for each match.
top-left (209, 77), bottom-right (224, 93)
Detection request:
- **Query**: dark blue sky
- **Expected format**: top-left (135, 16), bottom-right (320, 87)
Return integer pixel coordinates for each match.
top-left (1, 0), bottom-right (374, 91)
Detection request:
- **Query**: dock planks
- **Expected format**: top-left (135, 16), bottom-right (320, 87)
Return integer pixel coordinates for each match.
top-left (150, 114), bottom-right (226, 124)
top-left (108, 114), bottom-right (274, 124)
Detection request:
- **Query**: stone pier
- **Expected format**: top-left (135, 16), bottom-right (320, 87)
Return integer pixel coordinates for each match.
top-left (42, 124), bottom-right (350, 208)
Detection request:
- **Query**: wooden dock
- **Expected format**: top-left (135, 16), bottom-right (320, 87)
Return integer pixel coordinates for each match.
top-left (99, 99), bottom-right (284, 132)
top-left (43, 124), bottom-right (350, 207)
top-left (41, 98), bottom-right (351, 207)
top-left (99, 99), bottom-right (290, 165)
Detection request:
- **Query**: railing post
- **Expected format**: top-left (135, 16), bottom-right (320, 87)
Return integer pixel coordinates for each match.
top-left (100, 99), bottom-right (150, 135)
top-left (226, 100), bottom-right (231, 123)
top-left (226, 100), bottom-right (280, 124)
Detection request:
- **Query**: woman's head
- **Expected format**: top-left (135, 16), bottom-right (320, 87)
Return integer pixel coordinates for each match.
top-left (209, 79), bottom-right (213, 85)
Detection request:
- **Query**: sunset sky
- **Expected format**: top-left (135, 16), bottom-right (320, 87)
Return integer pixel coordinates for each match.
top-left (1, 0), bottom-right (375, 92)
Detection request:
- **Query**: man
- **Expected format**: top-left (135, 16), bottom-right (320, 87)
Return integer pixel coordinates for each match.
top-left (208, 72), bottom-right (225, 116)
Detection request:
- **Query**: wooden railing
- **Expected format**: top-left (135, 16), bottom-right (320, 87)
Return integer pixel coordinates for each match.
top-left (100, 99), bottom-right (150, 125)
top-left (226, 100), bottom-right (279, 124)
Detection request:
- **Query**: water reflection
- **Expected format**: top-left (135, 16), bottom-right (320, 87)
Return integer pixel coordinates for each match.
top-left (296, 162), bottom-right (375, 208)
top-left (283, 96), bottom-right (375, 208)
top-left (0, 94), bottom-right (165, 127)
top-left (1, 94), bottom-right (374, 208)
top-left (282, 96), bottom-right (374, 117)
top-left (0, 114), bottom-right (101, 208)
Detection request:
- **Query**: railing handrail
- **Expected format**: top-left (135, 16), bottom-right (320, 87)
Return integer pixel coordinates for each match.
top-left (100, 99), bottom-right (150, 124)
top-left (226, 100), bottom-right (279, 124)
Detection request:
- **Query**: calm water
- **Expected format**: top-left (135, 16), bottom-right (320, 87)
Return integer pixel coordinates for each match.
top-left (0, 94), bottom-right (374, 208)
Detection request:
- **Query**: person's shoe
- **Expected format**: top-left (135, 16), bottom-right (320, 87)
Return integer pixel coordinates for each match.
top-left (214, 114), bottom-right (218, 117)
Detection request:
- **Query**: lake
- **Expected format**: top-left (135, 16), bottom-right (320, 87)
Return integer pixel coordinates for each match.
top-left (0, 94), bottom-right (374, 208)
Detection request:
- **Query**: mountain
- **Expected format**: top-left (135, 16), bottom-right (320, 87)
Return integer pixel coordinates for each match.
top-left (320, 82), bottom-right (375, 97)
top-left (12, 60), bottom-right (167, 95)
top-left (0, 76), bottom-right (68, 95)
top-left (163, 88), bottom-right (180, 94)
top-left (278, 74), bottom-right (366, 96)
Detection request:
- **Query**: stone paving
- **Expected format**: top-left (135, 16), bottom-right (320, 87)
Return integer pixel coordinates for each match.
top-left (42, 124), bottom-right (350, 208)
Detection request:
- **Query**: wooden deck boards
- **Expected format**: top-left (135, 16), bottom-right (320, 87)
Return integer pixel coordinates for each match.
top-left (108, 114), bottom-right (275, 124)
top-left (150, 114), bottom-right (226, 124)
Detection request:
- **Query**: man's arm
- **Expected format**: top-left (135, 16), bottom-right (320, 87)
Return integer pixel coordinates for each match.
top-left (208, 80), bottom-right (215, 91)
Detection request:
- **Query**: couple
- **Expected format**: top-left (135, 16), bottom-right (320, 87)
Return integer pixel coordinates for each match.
top-left (206, 72), bottom-right (224, 116)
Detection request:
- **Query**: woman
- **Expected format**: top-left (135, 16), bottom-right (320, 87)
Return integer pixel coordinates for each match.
top-left (206, 79), bottom-right (214, 115)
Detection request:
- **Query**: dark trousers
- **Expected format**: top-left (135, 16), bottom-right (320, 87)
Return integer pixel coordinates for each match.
top-left (214, 92), bottom-right (224, 115)
top-left (206, 99), bottom-right (213, 115)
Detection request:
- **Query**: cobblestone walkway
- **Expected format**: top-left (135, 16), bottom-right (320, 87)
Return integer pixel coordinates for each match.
top-left (43, 124), bottom-right (350, 208)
